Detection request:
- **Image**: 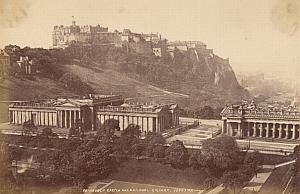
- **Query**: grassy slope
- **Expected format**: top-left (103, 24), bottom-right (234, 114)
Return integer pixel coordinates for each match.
top-left (0, 76), bottom-right (75, 122)
top-left (64, 64), bottom-right (189, 104)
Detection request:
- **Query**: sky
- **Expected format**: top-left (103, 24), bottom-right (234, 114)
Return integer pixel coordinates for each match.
top-left (0, 0), bottom-right (299, 81)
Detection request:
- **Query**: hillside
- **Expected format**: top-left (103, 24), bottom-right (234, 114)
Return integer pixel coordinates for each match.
top-left (0, 44), bottom-right (249, 113)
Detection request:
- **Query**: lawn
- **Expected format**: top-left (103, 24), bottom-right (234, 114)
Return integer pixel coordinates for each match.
top-left (109, 159), bottom-right (210, 190)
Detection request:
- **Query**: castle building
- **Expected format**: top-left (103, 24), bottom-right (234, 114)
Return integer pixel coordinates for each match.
top-left (8, 94), bottom-right (179, 133)
top-left (52, 19), bottom-right (167, 57)
top-left (220, 101), bottom-right (300, 140)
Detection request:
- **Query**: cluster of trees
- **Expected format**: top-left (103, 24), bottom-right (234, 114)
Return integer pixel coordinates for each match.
top-left (3, 44), bottom-right (94, 94)
top-left (0, 135), bottom-right (21, 193)
top-left (180, 106), bottom-right (223, 119)
top-left (4, 118), bottom-right (263, 193)
top-left (188, 136), bottom-right (263, 191)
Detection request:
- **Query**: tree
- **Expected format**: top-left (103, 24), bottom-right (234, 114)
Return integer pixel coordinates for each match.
top-left (201, 136), bottom-right (239, 173)
top-left (131, 143), bottom-right (146, 159)
top-left (40, 127), bottom-right (58, 138)
top-left (144, 132), bottom-right (165, 157)
top-left (152, 145), bottom-right (166, 159)
top-left (0, 140), bottom-right (20, 194)
top-left (22, 120), bottom-right (37, 136)
top-left (202, 177), bottom-right (218, 190)
top-left (70, 119), bottom-right (87, 138)
top-left (165, 140), bottom-right (189, 169)
top-left (222, 169), bottom-right (249, 194)
top-left (97, 119), bottom-right (119, 139)
top-left (122, 124), bottom-right (141, 139)
top-left (243, 151), bottom-right (263, 174)
top-left (71, 140), bottom-right (116, 185)
top-left (196, 106), bottom-right (214, 119)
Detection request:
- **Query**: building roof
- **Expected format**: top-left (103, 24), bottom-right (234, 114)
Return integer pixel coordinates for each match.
top-left (9, 94), bottom-right (123, 109)
top-left (98, 103), bottom-right (178, 114)
top-left (221, 101), bottom-right (299, 120)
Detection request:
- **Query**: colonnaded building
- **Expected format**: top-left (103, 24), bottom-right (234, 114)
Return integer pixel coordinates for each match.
top-left (8, 94), bottom-right (180, 133)
top-left (221, 101), bottom-right (300, 140)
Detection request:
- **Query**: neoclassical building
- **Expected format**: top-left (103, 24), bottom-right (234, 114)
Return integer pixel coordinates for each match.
top-left (221, 101), bottom-right (300, 140)
top-left (97, 103), bottom-right (179, 133)
top-left (8, 94), bottom-right (179, 133)
top-left (8, 94), bottom-right (124, 131)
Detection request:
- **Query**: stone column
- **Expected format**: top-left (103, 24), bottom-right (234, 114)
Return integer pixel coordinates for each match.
top-left (279, 124), bottom-right (283, 139)
top-left (17, 111), bottom-right (22, 124)
top-left (292, 124), bottom-right (296, 139)
top-left (295, 124), bottom-right (300, 140)
top-left (143, 117), bottom-right (147, 132)
top-left (18, 111), bottom-right (23, 124)
top-left (14, 111), bottom-right (17, 124)
top-left (226, 122), bottom-right (230, 136)
top-left (253, 123), bottom-right (257, 137)
top-left (117, 115), bottom-right (121, 130)
top-left (15, 111), bottom-right (18, 124)
top-left (124, 116), bottom-right (128, 129)
top-left (146, 117), bottom-right (149, 132)
top-left (64, 110), bottom-right (67, 128)
top-left (237, 122), bottom-right (241, 137)
top-left (157, 117), bottom-right (161, 132)
top-left (47, 112), bottom-right (50, 126)
top-left (247, 122), bottom-right (250, 137)
top-left (285, 124), bottom-right (290, 139)
top-left (138, 117), bottom-right (143, 132)
top-left (266, 123), bottom-right (270, 138)
top-left (12, 111), bottom-right (15, 124)
top-left (48, 112), bottom-right (52, 126)
top-left (149, 117), bottom-right (153, 132)
top-left (59, 111), bottom-right (63, 128)
top-left (271, 123), bottom-right (274, 138)
top-left (259, 123), bottom-right (263, 138)
top-left (13, 111), bottom-right (16, 124)
top-left (91, 107), bottom-right (94, 131)
top-left (222, 120), bottom-right (226, 134)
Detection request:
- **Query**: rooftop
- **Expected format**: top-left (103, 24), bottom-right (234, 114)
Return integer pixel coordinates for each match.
top-left (221, 101), bottom-right (300, 119)
top-left (9, 94), bottom-right (123, 108)
top-left (98, 103), bottom-right (178, 114)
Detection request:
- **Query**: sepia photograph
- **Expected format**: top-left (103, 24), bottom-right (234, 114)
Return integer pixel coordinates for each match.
top-left (0, 0), bottom-right (299, 193)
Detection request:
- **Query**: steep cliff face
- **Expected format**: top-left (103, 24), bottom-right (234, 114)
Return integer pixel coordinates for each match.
top-left (177, 47), bottom-right (240, 90)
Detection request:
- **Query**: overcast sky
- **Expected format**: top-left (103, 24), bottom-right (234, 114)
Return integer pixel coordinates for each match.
top-left (0, 0), bottom-right (299, 80)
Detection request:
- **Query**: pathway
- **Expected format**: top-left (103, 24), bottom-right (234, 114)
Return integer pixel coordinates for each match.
top-left (242, 159), bottom-right (296, 193)
top-left (206, 184), bottom-right (224, 194)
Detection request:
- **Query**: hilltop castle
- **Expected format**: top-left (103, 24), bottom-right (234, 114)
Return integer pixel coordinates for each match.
top-left (52, 18), bottom-right (230, 65)
top-left (52, 18), bottom-right (166, 56)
